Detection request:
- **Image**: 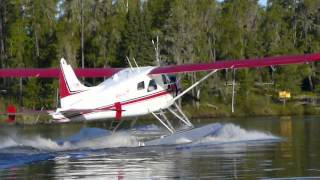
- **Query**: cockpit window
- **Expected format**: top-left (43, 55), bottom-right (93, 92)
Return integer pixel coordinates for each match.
top-left (162, 75), bottom-right (168, 84)
top-left (137, 81), bottom-right (145, 90)
top-left (147, 79), bottom-right (157, 92)
top-left (169, 75), bottom-right (176, 83)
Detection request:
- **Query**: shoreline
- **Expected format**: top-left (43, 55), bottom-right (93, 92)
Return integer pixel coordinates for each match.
top-left (1, 103), bottom-right (320, 126)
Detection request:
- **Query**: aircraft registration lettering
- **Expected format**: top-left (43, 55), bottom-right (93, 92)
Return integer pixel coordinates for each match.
top-left (116, 89), bottom-right (130, 99)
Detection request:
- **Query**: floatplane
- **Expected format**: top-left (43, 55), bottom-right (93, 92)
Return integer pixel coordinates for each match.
top-left (1, 53), bottom-right (320, 144)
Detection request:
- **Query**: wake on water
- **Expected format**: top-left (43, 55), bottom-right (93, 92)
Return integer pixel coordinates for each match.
top-left (0, 123), bottom-right (281, 169)
top-left (0, 123), bottom-right (280, 151)
top-left (197, 123), bottom-right (279, 144)
top-left (0, 132), bottom-right (140, 151)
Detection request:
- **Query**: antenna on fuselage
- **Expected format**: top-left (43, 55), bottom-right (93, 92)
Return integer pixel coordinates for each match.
top-left (132, 57), bottom-right (140, 71)
top-left (152, 36), bottom-right (160, 66)
top-left (126, 56), bottom-right (133, 70)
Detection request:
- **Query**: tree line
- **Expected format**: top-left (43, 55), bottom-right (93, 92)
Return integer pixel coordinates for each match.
top-left (1, 0), bottom-right (320, 115)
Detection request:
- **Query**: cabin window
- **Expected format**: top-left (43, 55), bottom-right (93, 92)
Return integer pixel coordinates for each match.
top-left (162, 75), bottom-right (168, 84)
top-left (147, 79), bottom-right (157, 92)
top-left (137, 81), bottom-right (145, 90)
top-left (169, 75), bottom-right (176, 83)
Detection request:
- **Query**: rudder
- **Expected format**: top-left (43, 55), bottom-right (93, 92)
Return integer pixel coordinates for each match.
top-left (59, 58), bottom-right (89, 108)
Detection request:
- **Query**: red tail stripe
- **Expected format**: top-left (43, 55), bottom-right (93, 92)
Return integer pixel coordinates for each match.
top-left (59, 72), bottom-right (71, 98)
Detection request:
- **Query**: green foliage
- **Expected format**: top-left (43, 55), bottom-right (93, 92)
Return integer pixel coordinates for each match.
top-left (1, 0), bottom-right (320, 117)
top-left (24, 78), bottom-right (40, 109)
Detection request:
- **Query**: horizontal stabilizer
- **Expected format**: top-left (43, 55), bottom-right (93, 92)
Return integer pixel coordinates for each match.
top-left (0, 108), bottom-right (55, 116)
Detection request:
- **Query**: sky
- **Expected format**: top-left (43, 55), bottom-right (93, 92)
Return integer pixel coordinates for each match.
top-left (259, 0), bottom-right (267, 6)
top-left (217, 0), bottom-right (268, 7)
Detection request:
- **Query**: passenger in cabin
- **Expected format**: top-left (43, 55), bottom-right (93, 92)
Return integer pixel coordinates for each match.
top-left (148, 79), bottom-right (157, 92)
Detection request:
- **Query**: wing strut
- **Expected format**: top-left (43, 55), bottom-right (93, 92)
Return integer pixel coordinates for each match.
top-left (231, 69), bottom-right (236, 113)
top-left (171, 70), bottom-right (218, 103)
top-left (152, 71), bottom-right (217, 133)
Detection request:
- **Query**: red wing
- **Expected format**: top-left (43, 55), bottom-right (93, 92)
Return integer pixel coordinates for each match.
top-left (0, 68), bottom-right (122, 78)
top-left (149, 53), bottom-right (320, 75)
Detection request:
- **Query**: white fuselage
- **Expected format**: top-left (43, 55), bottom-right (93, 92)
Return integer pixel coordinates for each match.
top-left (52, 67), bottom-right (177, 122)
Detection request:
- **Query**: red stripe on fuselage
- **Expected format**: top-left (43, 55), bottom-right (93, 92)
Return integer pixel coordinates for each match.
top-left (60, 90), bottom-right (173, 120)
top-left (122, 90), bottom-right (170, 106)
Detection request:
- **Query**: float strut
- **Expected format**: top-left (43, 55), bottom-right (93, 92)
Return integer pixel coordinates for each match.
top-left (168, 107), bottom-right (193, 127)
top-left (151, 111), bottom-right (175, 133)
top-left (174, 102), bottom-right (193, 127)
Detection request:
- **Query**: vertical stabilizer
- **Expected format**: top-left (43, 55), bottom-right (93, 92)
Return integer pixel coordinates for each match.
top-left (59, 58), bottom-right (88, 108)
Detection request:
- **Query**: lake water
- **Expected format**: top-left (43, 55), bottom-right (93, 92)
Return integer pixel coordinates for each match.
top-left (0, 116), bottom-right (320, 179)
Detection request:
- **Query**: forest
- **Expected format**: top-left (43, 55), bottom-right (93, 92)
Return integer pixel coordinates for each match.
top-left (1, 0), bottom-right (320, 118)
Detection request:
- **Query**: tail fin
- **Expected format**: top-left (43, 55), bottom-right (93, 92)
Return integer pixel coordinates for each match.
top-left (59, 58), bottom-right (88, 108)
